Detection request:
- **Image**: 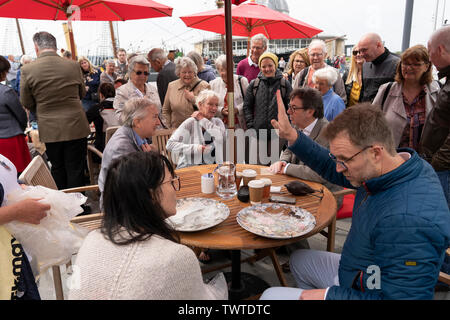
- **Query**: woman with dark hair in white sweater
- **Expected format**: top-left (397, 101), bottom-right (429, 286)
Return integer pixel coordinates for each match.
top-left (69, 151), bottom-right (227, 300)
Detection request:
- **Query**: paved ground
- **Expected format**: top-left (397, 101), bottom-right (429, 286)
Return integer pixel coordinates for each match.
top-left (37, 216), bottom-right (450, 300)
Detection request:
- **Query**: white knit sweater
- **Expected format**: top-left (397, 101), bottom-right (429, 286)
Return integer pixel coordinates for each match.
top-left (68, 230), bottom-right (227, 300)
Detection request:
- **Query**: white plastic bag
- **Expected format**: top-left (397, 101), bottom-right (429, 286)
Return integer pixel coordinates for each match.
top-left (5, 185), bottom-right (90, 276)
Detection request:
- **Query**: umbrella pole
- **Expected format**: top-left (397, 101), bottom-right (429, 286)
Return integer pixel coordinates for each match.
top-left (15, 19), bottom-right (25, 55)
top-left (63, 21), bottom-right (77, 60)
top-left (246, 36), bottom-right (250, 57)
top-left (225, 0), bottom-right (236, 163)
top-left (109, 22), bottom-right (118, 58)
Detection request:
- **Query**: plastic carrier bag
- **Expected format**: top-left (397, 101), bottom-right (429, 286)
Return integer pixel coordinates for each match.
top-left (5, 185), bottom-right (90, 277)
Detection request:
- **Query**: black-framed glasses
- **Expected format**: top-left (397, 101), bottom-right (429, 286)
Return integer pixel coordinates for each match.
top-left (162, 176), bottom-right (181, 191)
top-left (134, 70), bottom-right (149, 76)
top-left (329, 145), bottom-right (373, 170)
top-left (288, 104), bottom-right (306, 112)
top-left (352, 50), bottom-right (360, 56)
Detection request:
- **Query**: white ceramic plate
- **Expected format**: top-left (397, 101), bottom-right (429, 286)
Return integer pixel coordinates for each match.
top-left (166, 197), bottom-right (230, 232)
top-left (236, 203), bottom-right (316, 239)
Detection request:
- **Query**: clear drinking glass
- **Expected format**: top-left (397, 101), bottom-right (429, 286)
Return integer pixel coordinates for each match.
top-left (214, 162), bottom-right (237, 200)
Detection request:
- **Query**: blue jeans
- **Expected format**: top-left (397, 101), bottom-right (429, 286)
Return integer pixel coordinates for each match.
top-left (82, 98), bottom-right (96, 112)
top-left (436, 170), bottom-right (450, 208)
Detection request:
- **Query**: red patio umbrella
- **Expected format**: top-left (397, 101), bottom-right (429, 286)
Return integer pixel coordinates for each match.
top-left (180, 0), bottom-right (322, 44)
top-left (181, 0), bottom-right (322, 130)
top-left (0, 0), bottom-right (173, 58)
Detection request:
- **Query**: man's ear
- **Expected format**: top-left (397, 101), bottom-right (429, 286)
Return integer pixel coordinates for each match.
top-left (306, 108), bottom-right (315, 118)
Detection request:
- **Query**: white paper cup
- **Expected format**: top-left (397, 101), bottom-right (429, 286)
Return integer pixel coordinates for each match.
top-left (201, 174), bottom-right (215, 194)
top-left (242, 169), bottom-right (257, 186)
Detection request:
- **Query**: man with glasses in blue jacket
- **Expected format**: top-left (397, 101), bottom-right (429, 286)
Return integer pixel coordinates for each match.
top-left (260, 91), bottom-right (450, 300)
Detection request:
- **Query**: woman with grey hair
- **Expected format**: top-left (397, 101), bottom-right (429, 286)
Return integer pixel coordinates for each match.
top-left (113, 55), bottom-right (161, 124)
top-left (100, 59), bottom-right (118, 85)
top-left (312, 67), bottom-right (345, 121)
top-left (162, 56), bottom-right (210, 128)
top-left (166, 89), bottom-right (225, 169)
top-left (293, 39), bottom-right (347, 104)
top-left (98, 97), bottom-right (161, 194)
top-left (187, 51), bottom-right (216, 83)
top-left (210, 54), bottom-right (249, 129)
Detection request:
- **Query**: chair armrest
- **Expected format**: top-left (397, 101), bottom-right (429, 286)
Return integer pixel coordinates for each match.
top-left (438, 272), bottom-right (450, 286)
top-left (70, 212), bottom-right (103, 224)
top-left (331, 188), bottom-right (357, 198)
top-left (62, 185), bottom-right (99, 193)
top-left (87, 145), bottom-right (103, 158)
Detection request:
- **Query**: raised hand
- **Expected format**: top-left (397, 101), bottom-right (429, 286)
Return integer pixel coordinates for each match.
top-left (271, 89), bottom-right (298, 144)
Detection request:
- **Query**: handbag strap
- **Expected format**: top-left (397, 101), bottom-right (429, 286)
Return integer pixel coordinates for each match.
top-left (190, 80), bottom-right (203, 92)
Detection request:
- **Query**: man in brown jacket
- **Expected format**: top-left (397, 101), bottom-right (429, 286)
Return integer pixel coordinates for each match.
top-left (420, 26), bottom-right (450, 208)
top-left (20, 31), bottom-right (90, 190)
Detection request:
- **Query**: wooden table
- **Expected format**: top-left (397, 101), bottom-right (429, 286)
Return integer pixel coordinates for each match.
top-left (175, 164), bottom-right (337, 298)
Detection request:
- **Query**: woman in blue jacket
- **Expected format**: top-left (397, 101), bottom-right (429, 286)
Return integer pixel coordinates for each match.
top-left (79, 56), bottom-right (101, 112)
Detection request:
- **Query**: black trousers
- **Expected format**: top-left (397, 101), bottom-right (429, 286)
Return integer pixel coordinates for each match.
top-left (45, 138), bottom-right (87, 190)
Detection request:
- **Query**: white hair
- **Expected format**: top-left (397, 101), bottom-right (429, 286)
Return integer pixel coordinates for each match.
top-left (128, 55), bottom-right (149, 74)
top-left (312, 67), bottom-right (338, 86)
top-left (20, 55), bottom-right (33, 65)
top-left (121, 98), bottom-right (156, 127)
top-left (308, 39), bottom-right (327, 54)
top-left (214, 54), bottom-right (232, 70)
top-left (195, 89), bottom-right (220, 106)
top-left (174, 56), bottom-right (198, 76)
top-left (251, 33), bottom-right (268, 49)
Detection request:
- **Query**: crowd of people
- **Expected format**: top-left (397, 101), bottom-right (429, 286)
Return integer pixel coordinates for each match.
top-left (0, 24), bottom-right (449, 301)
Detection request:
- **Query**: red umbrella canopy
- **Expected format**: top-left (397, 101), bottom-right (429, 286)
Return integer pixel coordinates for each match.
top-left (180, 1), bottom-right (322, 39)
top-left (0, 0), bottom-right (172, 21)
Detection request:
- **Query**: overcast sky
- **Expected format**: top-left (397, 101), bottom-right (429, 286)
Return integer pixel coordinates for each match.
top-left (0, 0), bottom-right (449, 58)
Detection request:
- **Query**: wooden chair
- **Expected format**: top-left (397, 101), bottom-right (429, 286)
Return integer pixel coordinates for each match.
top-left (19, 155), bottom-right (101, 300)
top-left (152, 128), bottom-right (176, 168)
top-left (320, 188), bottom-right (357, 252)
top-left (438, 248), bottom-right (450, 286)
top-left (86, 126), bottom-right (120, 185)
top-left (105, 126), bottom-right (120, 145)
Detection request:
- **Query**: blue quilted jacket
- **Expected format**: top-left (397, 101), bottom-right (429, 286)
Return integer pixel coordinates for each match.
top-left (288, 132), bottom-right (450, 300)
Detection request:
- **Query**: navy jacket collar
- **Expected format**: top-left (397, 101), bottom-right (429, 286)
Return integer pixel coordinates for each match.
top-left (363, 148), bottom-right (422, 194)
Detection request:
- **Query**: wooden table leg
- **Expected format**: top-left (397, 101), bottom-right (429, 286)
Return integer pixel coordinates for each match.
top-left (327, 215), bottom-right (336, 253)
top-left (267, 248), bottom-right (288, 287)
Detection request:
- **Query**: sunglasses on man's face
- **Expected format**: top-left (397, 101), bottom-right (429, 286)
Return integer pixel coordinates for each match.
top-left (134, 70), bottom-right (149, 76)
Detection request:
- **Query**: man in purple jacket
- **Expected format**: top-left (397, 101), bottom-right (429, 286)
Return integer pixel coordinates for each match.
top-left (236, 33), bottom-right (267, 82)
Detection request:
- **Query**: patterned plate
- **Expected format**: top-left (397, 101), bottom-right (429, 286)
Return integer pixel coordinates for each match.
top-left (236, 203), bottom-right (316, 239)
top-left (166, 197), bottom-right (230, 232)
